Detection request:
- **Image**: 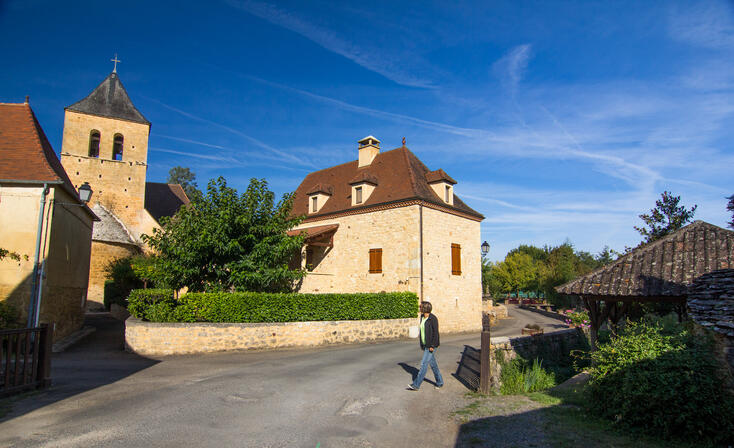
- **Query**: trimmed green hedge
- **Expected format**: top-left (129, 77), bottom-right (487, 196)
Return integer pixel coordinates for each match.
top-left (127, 290), bottom-right (419, 323)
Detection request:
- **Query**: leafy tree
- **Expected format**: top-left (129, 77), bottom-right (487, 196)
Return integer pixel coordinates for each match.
top-left (491, 252), bottom-right (537, 297)
top-left (634, 191), bottom-right (697, 244)
top-left (168, 166), bottom-right (203, 203)
top-left (727, 194), bottom-right (734, 229)
top-left (482, 259), bottom-right (504, 297)
top-left (507, 244), bottom-right (548, 263)
top-left (143, 177), bottom-right (305, 293)
top-left (595, 246), bottom-right (617, 265)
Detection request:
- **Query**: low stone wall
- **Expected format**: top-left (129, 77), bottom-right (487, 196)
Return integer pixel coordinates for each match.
top-left (482, 299), bottom-right (508, 325)
top-left (125, 317), bottom-right (415, 356)
top-left (489, 328), bottom-right (586, 390)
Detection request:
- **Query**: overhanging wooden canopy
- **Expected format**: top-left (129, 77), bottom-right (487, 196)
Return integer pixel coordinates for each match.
top-left (287, 224), bottom-right (339, 248)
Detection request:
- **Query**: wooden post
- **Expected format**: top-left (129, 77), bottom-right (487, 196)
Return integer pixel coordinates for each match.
top-left (37, 323), bottom-right (54, 389)
top-left (479, 312), bottom-right (491, 393)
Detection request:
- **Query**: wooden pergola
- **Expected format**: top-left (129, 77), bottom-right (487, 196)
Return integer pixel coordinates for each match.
top-left (556, 221), bottom-right (734, 348)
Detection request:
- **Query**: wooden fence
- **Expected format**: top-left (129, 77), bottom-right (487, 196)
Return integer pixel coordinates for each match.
top-left (0, 324), bottom-right (54, 397)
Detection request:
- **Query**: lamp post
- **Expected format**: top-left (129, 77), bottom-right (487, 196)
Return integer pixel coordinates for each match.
top-left (479, 240), bottom-right (491, 393)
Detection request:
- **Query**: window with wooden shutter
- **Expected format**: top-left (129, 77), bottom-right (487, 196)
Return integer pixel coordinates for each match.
top-left (451, 244), bottom-right (461, 275)
top-left (369, 248), bottom-right (382, 273)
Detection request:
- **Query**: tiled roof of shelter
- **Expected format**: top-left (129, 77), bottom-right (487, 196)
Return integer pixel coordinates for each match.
top-left (0, 102), bottom-right (97, 218)
top-left (144, 182), bottom-right (190, 223)
top-left (292, 146), bottom-right (483, 221)
top-left (66, 72), bottom-right (150, 125)
top-left (425, 169), bottom-right (457, 185)
top-left (91, 203), bottom-right (137, 245)
top-left (556, 221), bottom-right (734, 299)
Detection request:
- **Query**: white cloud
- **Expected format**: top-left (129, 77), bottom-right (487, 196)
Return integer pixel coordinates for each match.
top-left (668, 1), bottom-right (734, 49)
top-left (226, 0), bottom-right (436, 88)
top-left (492, 44), bottom-right (533, 95)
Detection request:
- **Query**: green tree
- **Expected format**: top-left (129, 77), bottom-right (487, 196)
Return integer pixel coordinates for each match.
top-left (492, 252), bottom-right (537, 297)
top-left (507, 244), bottom-right (548, 263)
top-left (168, 166), bottom-right (203, 203)
top-left (727, 194), bottom-right (734, 229)
top-left (143, 177), bottom-right (306, 293)
top-left (482, 259), bottom-right (504, 297)
top-left (634, 191), bottom-right (697, 244)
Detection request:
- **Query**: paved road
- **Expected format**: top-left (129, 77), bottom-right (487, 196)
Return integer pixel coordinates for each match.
top-left (0, 307), bottom-right (565, 448)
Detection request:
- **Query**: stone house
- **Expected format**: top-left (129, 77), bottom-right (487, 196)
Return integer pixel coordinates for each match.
top-left (0, 100), bottom-right (99, 340)
top-left (59, 70), bottom-right (189, 309)
top-left (289, 137), bottom-right (484, 333)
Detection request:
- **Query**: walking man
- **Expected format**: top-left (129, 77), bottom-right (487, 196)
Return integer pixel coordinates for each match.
top-left (408, 301), bottom-right (444, 390)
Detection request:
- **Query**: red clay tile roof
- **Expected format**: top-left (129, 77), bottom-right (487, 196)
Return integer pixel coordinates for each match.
top-left (291, 146), bottom-right (483, 221)
top-left (348, 172), bottom-right (379, 185)
top-left (286, 224), bottom-right (339, 239)
top-left (306, 183), bottom-right (333, 196)
top-left (144, 182), bottom-right (190, 223)
top-left (0, 102), bottom-right (97, 218)
top-left (556, 221), bottom-right (734, 300)
top-left (425, 169), bottom-right (457, 185)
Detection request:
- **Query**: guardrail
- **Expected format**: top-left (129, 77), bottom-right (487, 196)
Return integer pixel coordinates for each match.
top-left (1, 323), bottom-right (54, 397)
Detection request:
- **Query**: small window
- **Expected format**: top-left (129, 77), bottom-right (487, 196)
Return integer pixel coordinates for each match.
top-left (369, 248), bottom-right (382, 273)
top-left (445, 185), bottom-right (451, 202)
top-left (113, 134), bottom-right (124, 161)
top-left (88, 130), bottom-right (100, 157)
top-left (311, 196), bottom-right (318, 213)
top-left (355, 186), bottom-right (363, 204)
top-left (451, 243), bottom-right (461, 275)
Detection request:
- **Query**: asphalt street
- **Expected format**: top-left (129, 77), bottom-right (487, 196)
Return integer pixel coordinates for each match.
top-left (0, 305), bottom-right (564, 448)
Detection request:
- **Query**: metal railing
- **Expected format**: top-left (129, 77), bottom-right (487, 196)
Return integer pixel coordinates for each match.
top-left (0, 323), bottom-right (53, 397)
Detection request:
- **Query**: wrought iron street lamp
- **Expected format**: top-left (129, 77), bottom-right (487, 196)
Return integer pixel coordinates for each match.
top-left (78, 182), bottom-right (93, 203)
top-left (481, 241), bottom-right (490, 256)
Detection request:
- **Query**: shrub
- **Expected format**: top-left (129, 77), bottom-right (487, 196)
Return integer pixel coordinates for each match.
top-left (128, 290), bottom-right (418, 323)
top-left (588, 320), bottom-right (734, 444)
top-left (0, 301), bottom-right (21, 329)
top-left (103, 256), bottom-right (145, 310)
top-left (500, 357), bottom-right (556, 394)
top-left (127, 289), bottom-right (176, 321)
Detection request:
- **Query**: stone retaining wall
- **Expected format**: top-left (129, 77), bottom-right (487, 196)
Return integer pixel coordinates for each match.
top-left (489, 328), bottom-right (586, 390)
top-left (125, 317), bottom-right (415, 356)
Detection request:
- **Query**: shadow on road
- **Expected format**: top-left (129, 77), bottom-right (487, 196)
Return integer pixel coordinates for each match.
top-left (453, 345), bottom-right (480, 391)
top-left (0, 314), bottom-right (158, 422)
top-left (397, 362), bottom-right (439, 387)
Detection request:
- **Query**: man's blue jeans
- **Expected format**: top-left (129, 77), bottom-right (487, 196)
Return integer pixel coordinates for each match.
top-left (411, 348), bottom-right (444, 389)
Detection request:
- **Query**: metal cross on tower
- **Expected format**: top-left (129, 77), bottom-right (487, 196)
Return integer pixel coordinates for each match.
top-left (111, 53), bottom-right (121, 73)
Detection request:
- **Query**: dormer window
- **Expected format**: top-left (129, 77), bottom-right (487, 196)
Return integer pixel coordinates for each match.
top-left (426, 169), bottom-right (457, 206)
top-left (306, 183), bottom-right (333, 214)
top-left (349, 172), bottom-right (378, 206)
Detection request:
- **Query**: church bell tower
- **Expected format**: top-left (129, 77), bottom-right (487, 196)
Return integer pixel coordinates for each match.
top-left (60, 63), bottom-right (151, 228)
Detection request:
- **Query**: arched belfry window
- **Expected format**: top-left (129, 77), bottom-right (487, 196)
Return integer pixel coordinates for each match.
top-left (88, 130), bottom-right (100, 158)
top-left (113, 134), bottom-right (124, 161)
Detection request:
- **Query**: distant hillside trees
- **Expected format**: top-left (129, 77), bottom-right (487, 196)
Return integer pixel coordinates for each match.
top-left (484, 242), bottom-right (615, 305)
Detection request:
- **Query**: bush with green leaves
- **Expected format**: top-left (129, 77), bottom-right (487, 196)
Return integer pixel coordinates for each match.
top-left (127, 290), bottom-right (419, 323)
top-left (587, 320), bottom-right (734, 444)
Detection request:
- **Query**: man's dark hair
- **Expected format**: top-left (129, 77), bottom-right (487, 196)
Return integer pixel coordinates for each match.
top-left (420, 301), bottom-right (432, 313)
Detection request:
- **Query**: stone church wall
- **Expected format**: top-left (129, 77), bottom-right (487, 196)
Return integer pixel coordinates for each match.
top-left (87, 240), bottom-right (140, 308)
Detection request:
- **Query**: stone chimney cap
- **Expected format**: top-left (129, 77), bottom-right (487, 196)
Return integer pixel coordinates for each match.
top-left (358, 135), bottom-right (380, 148)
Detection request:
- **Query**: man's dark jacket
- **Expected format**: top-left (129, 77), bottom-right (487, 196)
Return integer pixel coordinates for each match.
top-left (419, 313), bottom-right (440, 350)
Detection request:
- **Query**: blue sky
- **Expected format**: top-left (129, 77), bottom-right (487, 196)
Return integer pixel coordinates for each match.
top-left (2, 0), bottom-right (732, 261)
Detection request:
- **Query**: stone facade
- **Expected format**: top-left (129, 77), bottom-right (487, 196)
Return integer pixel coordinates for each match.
top-left (125, 317), bottom-right (415, 356)
top-left (688, 269), bottom-right (734, 378)
top-left (86, 241), bottom-right (140, 308)
top-left (293, 203), bottom-right (482, 333)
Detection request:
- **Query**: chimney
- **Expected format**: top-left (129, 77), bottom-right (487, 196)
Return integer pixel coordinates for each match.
top-left (357, 135), bottom-right (380, 167)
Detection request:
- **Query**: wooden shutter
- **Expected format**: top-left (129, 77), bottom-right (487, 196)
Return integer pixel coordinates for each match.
top-left (451, 244), bottom-right (461, 275)
top-left (369, 248), bottom-right (382, 273)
